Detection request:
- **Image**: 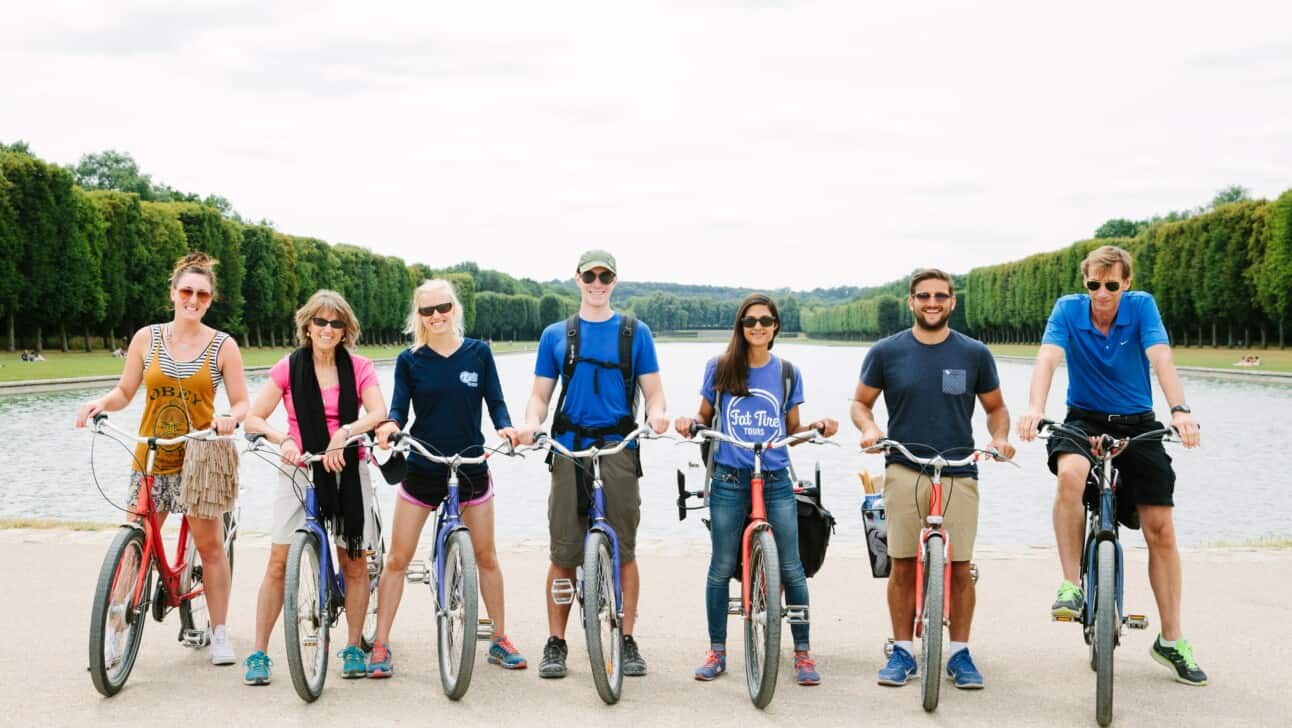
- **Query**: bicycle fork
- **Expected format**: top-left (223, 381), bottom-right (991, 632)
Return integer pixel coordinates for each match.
top-left (914, 524), bottom-right (952, 638)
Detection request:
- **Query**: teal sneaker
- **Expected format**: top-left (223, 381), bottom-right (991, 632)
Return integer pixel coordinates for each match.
top-left (367, 641), bottom-right (393, 678)
top-left (487, 635), bottom-right (528, 669)
top-left (1150, 637), bottom-right (1207, 686)
top-left (1051, 580), bottom-right (1083, 620)
top-left (243, 651), bottom-right (271, 686)
top-left (340, 645), bottom-right (367, 679)
top-left (694, 649), bottom-right (726, 681)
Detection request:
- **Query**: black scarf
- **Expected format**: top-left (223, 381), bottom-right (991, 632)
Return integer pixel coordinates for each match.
top-left (290, 346), bottom-right (364, 558)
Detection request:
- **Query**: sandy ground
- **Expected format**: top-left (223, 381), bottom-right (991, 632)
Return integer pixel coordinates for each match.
top-left (2, 529), bottom-right (1288, 728)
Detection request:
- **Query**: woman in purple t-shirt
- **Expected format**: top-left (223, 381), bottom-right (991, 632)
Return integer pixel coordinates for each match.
top-left (242, 290), bottom-right (389, 686)
top-left (673, 293), bottom-right (838, 687)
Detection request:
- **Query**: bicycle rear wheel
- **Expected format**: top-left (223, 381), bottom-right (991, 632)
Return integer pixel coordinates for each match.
top-left (438, 529), bottom-right (478, 700)
top-left (920, 533), bottom-right (945, 713)
top-left (177, 531), bottom-right (210, 647)
top-left (1094, 539), bottom-right (1116, 727)
top-left (284, 531), bottom-right (328, 703)
top-left (89, 526), bottom-right (150, 697)
top-left (745, 528), bottom-right (781, 709)
top-left (222, 511), bottom-right (237, 577)
top-left (584, 531), bottom-right (623, 705)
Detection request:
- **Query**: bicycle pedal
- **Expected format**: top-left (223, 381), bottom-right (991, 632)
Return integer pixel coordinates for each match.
top-left (1124, 614), bottom-right (1150, 630)
top-left (883, 638), bottom-right (895, 658)
top-left (179, 628), bottom-right (209, 648)
top-left (727, 597), bottom-right (742, 616)
top-left (1052, 614), bottom-right (1076, 623)
top-left (784, 604), bottom-right (810, 625)
top-left (969, 562), bottom-right (979, 584)
top-left (476, 618), bottom-right (495, 641)
top-left (367, 560), bottom-right (381, 579)
top-left (550, 578), bottom-right (576, 606)
top-left (405, 560), bottom-right (429, 584)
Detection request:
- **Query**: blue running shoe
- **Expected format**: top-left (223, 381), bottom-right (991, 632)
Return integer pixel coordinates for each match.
top-left (794, 653), bottom-right (821, 686)
top-left (243, 651), bottom-right (271, 686)
top-left (694, 650), bottom-right (726, 681)
top-left (367, 641), bottom-right (393, 678)
top-left (340, 645), bottom-right (367, 679)
top-left (946, 648), bottom-right (984, 689)
top-left (487, 635), bottom-right (528, 669)
top-left (877, 645), bottom-right (918, 686)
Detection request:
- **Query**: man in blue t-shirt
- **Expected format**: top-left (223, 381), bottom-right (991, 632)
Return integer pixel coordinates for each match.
top-left (520, 249), bottom-right (669, 680)
top-left (1017, 245), bottom-right (1206, 686)
top-left (852, 268), bottom-right (1014, 690)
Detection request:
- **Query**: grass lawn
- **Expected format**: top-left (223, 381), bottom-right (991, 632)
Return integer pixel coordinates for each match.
top-left (0, 341), bottom-right (538, 383)
top-left (979, 343), bottom-right (1292, 372)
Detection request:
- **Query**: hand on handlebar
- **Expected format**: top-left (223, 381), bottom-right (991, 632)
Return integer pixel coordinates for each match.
top-left (1171, 410), bottom-right (1201, 448)
top-left (806, 418), bottom-right (839, 438)
top-left (75, 398), bottom-right (107, 429)
top-left (986, 438), bottom-right (1016, 461)
top-left (279, 438), bottom-right (303, 467)
top-left (859, 425), bottom-right (885, 450)
top-left (673, 416), bottom-right (699, 438)
top-left (375, 421), bottom-right (400, 450)
top-left (646, 414), bottom-right (670, 435)
top-left (1016, 410), bottom-right (1047, 442)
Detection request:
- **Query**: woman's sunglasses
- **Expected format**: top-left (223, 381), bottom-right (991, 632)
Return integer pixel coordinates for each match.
top-left (740, 315), bottom-right (778, 328)
top-left (418, 302), bottom-right (454, 316)
top-left (580, 270), bottom-right (616, 285)
top-left (1085, 280), bottom-right (1122, 292)
top-left (311, 317), bottom-right (346, 330)
top-left (176, 287), bottom-right (212, 303)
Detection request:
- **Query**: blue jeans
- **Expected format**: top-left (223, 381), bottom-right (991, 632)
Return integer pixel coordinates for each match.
top-left (706, 464), bottom-right (810, 651)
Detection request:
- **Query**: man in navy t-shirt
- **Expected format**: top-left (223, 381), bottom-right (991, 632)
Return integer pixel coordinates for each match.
top-left (521, 249), bottom-right (669, 680)
top-left (1017, 245), bottom-right (1206, 686)
top-left (852, 268), bottom-right (1014, 690)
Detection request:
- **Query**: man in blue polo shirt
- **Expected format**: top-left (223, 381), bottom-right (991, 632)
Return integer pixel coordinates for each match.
top-left (1017, 245), bottom-right (1206, 687)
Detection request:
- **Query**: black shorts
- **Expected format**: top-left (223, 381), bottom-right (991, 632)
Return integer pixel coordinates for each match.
top-left (402, 467), bottom-right (491, 508)
top-left (1046, 409), bottom-right (1176, 524)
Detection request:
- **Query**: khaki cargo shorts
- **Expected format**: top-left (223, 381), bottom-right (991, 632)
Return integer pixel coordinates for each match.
top-left (884, 464), bottom-right (979, 562)
top-left (548, 448), bottom-right (641, 568)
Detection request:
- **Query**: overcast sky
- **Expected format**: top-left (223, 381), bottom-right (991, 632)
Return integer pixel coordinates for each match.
top-left (3, 1), bottom-right (1290, 290)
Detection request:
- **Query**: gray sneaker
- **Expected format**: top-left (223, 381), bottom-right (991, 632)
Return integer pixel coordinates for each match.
top-left (539, 636), bottom-right (568, 679)
top-left (623, 635), bottom-right (647, 676)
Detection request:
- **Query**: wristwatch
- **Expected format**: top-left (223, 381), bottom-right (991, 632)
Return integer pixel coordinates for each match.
top-left (340, 423), bottom-right (354, 437)
top-left (1169, 404), bottom-right (1192, 415)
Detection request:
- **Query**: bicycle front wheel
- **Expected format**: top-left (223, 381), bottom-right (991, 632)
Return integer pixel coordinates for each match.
top-left (920, 533), bottom-right (945, 713)
top-left (284, 531), bottom-right (328, 703)
top-left (89, 526), bottom-right (150, 697)
top-left (584, 530), bottom-right (623, 705)
top-left (1094, 539), bottom-right (1116, 727)
top-left (745, 528), bottom-right (782, 709)
top-left (438, 529), bottom-right (478, 700)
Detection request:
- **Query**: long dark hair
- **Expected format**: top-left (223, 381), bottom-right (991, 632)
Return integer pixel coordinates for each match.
top-left (713, 293), bottom-right (780, 397)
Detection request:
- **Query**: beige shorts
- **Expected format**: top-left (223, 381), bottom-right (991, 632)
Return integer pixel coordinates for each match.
top-left (884, 464), bottom-right (979, 562)
top-left (548, 448), bottom-right (641, 568)
top-left (271, 464), bottom-right (376, 548)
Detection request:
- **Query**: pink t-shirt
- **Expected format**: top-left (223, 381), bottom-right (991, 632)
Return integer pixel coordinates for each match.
top-left (269, 353), bottom-right (380, 455)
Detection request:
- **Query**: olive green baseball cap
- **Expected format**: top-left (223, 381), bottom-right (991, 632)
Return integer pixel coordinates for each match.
top-left (577, 249), bottom-right (617, 275)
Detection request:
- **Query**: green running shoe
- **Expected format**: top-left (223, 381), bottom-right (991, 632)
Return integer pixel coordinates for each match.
top-left (1051, 580), bottom-right (1083, 619)
top-left (1151, 637), bottom-right (1208, 686)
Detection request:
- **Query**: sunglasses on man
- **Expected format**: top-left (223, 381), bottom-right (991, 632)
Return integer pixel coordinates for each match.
top-left (1085, 280), bottom-right (1123, 292)
top-left (418, 302), bottom-right (454, 316)
top-left (580, 270), bottom-right (616, 285)
top-left (311, 317), bottom-right (346, 330)
top-left (740, 315), bottom-right (778, 328)
top-left (912, 292), bottom-right (952, 302)
top-left (177, 287), bottom-right (213, 303)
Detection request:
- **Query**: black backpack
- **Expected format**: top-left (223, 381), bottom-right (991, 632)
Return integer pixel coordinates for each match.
top-left (551, 313), bottom-right (639, 447)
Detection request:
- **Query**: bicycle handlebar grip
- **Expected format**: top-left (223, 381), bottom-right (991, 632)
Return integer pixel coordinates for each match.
top-left (245, 432), bottom-right (266, 444)
top-left (387, 431), bottom-right (407, 445)
top-left (689, 422), bottom-right (709, 436)
top-left (1037, 418), bottom-right (1056, 433)
top-left (93, 412), bottom-right (109, 425)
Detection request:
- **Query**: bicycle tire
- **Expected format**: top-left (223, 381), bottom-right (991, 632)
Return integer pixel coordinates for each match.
top-left (177, 531), bottom-right (210, 647)
top-left (223, 511), bottom-right (237, 577)
top-left (584, 531), bottom-right (623, 705)
top-left (361, 505), bottom-right (384, 652)
top-left (284, 531), bottom-right (328, 703)
top-left (438, 529), bottom-right (478, 700)
top-left (920, 533), bottom-right (945, 713)
top-left (745, 528), bottom-right (781, 709)
top-left (89, 526), bottom-right (150, 697)
top-left (1094, 539), bottom-right (1116, 727)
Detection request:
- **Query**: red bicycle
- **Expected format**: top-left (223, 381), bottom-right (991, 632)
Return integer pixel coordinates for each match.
top-left (87, 413), bottom-right (238, 697)
top-left (676, 424), bottom-right (831, 709)
top-left (865, 440), bottom-right (1008, 713)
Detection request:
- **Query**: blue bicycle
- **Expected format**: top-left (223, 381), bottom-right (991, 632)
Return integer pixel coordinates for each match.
top-left (527, 425), bottom-right (659, 705)
top-left (245, 432), bottom-right (385, 703)
top-left (1038, 420), bottom-right (1178, 727)
top-left (385, 433), bottom-right (510, 700)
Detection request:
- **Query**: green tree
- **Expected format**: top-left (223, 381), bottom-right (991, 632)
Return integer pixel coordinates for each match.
top-left (240, 225), bottom-right (280, 347)
top-left (70, 150), bottom-right (154, 198)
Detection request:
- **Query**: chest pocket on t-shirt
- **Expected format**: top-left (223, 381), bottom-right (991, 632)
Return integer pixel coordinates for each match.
top-left (942, 368), bottom-right (967, 396)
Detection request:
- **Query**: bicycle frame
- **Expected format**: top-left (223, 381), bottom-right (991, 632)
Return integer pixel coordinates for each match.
top-left (1083, 440), bottom-right (1126, 632)
top-left (122, 441), bottom-right (205, 615)
top-left (297, 483), bottom-right (348, 621)
top-left (912, 465), bottom-right (953, 639)
top-left (431, 464), bottom-right (473, 611)
top-left (737, 446), bottom-right (773, 619)
top-left (584, 455), bottom-right (625, 617)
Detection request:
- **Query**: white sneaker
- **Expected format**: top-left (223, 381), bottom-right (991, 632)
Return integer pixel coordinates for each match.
top-left (210, 625), bottom-right (236, 666)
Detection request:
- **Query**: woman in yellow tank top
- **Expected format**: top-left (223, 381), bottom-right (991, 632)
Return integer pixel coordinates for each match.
top-left (76, 252), bottom-right (249, 667)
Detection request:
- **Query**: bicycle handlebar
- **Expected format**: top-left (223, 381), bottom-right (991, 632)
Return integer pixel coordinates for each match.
top-left (529, 424), bottom-right (664, 460)
top-left (684, 422), bottom-right (833, 450)
top-left (91, 412), bottom-right (240, 446)
top-left (383, 430), bottom-right (514, 467)
top-left (1036, 419), bottom-right (1182, 454)
top-left (864, 438), bottom-right (1008, 467)
top-left (244, 431), bottom-right (376, 465)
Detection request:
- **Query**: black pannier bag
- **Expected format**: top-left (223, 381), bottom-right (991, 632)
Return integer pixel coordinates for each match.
top-left (795, 468), bottom-right (836, 578)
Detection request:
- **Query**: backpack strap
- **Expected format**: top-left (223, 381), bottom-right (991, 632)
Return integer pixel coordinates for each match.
top-left (551, 313), bottom-right (639, 447)
top-left (780, 356), bottom-right (797, 415)
top-left (618, 314), bottom-right (638, 416)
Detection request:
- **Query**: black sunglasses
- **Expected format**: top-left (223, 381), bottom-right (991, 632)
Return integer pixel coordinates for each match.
top-left (418, 302), bottom-right (454, 315)
top-left (311, 317), bottom-right (346, 330)
top-left (740, 315), bottom-right (778, 328)
top-left (1085, 280), bottom-right (1122, 292)
top-left (913, 292), bottom-right (952, 302)
top-left (580, 270), bottom-right (616, 285)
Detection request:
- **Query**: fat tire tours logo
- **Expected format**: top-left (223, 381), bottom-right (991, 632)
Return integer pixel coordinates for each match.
top-left (723, 388), bottom-right (783, 442)
top-left (459, 370), bottom-right (479, 388)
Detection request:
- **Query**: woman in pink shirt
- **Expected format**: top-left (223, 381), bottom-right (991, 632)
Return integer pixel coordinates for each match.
top-left (242, 290), bottom-right (388, 686)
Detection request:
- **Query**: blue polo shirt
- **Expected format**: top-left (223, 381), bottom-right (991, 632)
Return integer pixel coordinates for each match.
top-left (1041, 291), bottom-right (1169, 414)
